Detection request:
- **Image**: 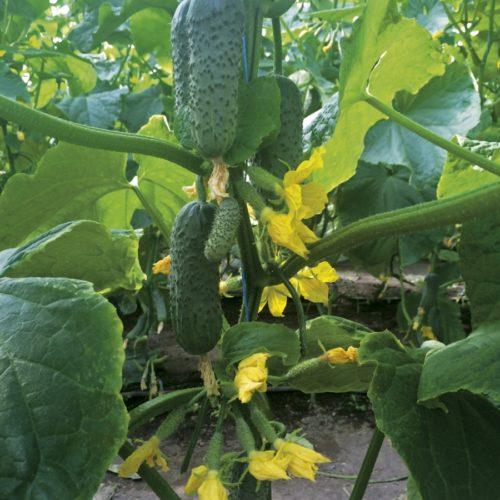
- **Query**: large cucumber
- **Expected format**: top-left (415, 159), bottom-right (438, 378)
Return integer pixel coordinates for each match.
top-left (172, 0), bottom-right (245, 159)
top-left (170, 201), bottom-right (222, 355)
top-left (257, 75), bottom-right (303, 178)
top-left (204, 197), bottom-right (241, 263)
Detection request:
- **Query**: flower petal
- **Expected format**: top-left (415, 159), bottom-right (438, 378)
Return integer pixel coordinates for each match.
top-left (185, 464), bottom-right (209, 494)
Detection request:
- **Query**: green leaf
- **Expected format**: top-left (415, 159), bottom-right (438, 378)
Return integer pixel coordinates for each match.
top-left (302, 315), bottom-right (372, 357)
top-left (315, 0), bottom-right (446, 191)
top-left (437, 138), bottom-right (500, 198)
top-left (363, 63), bottom-right (481, 198)
top-left (306, 6), bottom-right (365, 23)
top-left (57, 87), bottom-right (127, 129)
top-left (0, 277), bottom-right (128, 498)
top-left (224, 77), bottom-right (281, 164)
top-left (285, 315), bottom-right (374, 393)
top-left (136, 115), bottom-right (194, 236)
top-left (0, 221), bottom-right (144, 292)
top-left (360, 331), bottom-right (500, 500)
top-left (0, 143), bottom-right (139, 250)
top-left (418, 321), bottom-right (500, 406)
top-left (221, 322), bottom-right (301, 368)
top-left (459, 212), bottom-right (500, 327)
top-left (121, 85), bottom-right (164, 132)
top-left (402, 0), bottom-right (448, 35)
top-left (130, 8), bottom-right (172, 60)
top-left (0, 61), bottom-right (30, 103)
top-left (336, 162), bottom-right (423, 273)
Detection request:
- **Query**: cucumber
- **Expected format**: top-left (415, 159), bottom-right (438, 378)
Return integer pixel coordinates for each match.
top-left (204, 197), bottom-right (241, 262)
top-left (303, 93), bottom-right (339, 153)
top-left (257, 75), bottom-right (303, 178)
top-left (170, 201), bottom-right (222, 355)
top-left (172, 0), bottom-right (245, 159)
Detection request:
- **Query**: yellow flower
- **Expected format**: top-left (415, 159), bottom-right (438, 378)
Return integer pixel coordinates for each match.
top-left (198, 470), bottom-right (228, 500)
top-left (261, 147), bottom-right (328, 258)
top-left (291, 262), bottom-right (339, 305)
top-left (322, 346), bottom-right (358, 365)
top-left (182, 182), bottom-right (197, 198)
top-left (421, 326), bottom-right (437, 340)
top-left (259, 283), bottom-right (291, 317)
top-left (152, 255), bottom-right (171, 275)
top-left (186, 467), bottom-right (227, 499)
top-left (185, 464), bottom-right (209, 494)
top-left (234, 352), bottom-right (270, 403)
top-left (119, 436), bottom-right (168, 478)
top-left (273, 439), bottom-right (330, 482)
top-left (248, 450), bottom-right (290, 481)
top-left (260, 262), bottom-right (339, 317)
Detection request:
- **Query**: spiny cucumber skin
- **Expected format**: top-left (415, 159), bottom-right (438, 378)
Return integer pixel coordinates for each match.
top-left (303, 93), bottom-right (339, 153)
top-left (170, 201), bottom-right (222, 355)
top-left (204, 197), bottom-right (241, 263)
top-left (257, 76), bottom-right (303, 178)
top-left (183, 0), bottom-right (245, 159)
top-left (172, 0), bottom-right (194, 149)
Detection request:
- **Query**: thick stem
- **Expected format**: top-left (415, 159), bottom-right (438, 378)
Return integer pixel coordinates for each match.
top-left (249, 6), bottom-right (264, 80)
top-left (272, 17), bottom-right (283, 75)
top-left (349, 428), bottom-right (385, 500)
top-left (273, 182), bottom-right (500, 285)
top-left (0, 95), bottom-right (205, 176)
top-left (119, 440), bottom-right (180, 500)
top-left (363, 92), bottom-right (500, 177)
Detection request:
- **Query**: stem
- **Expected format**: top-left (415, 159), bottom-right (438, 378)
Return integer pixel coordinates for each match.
top-left (0, 95), bottom-right (205, 176)
top-left (275, 181), bottom-right (500, 284)
top-left (478, 0), bottom-right (496, 103)
top-left (133, 186), bottom-right (172, 241)
top-left (349, 428), bottom-right (385, 500)
top-left (274, 265), bottom-right (305, 353)
top-left (249, 5), bottom-right (264, 80)
top-left (0, 120), bottom-right (15, 175)
top-left (363, 92), bottom-right (500, 177)
top-left (119, 440), bottom-right (180, 500)
top-left (181, 395), bottom-right (209, 473)
top-left (272, 17), bottom-right (283, 75)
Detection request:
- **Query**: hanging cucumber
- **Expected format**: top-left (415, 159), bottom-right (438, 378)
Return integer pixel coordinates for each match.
top-left (172, 0), bottom-right (245, 160)
top-left (204, 197), bottom-right (241, 263)
top-left (171, 0), bottom-right (195, 150)
top-left (170, 201), bottom-right (222, 355)
top-left (257, 75), bottom-right (303, 178)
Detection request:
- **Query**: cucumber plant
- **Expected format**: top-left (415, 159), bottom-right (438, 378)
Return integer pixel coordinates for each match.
top-left (0, 0), bottom-right (499, 499)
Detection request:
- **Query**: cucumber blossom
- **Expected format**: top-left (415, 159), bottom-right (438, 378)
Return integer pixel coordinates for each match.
top-left (204, 197), bottom-right (241, 263)
top-left (172, 0), bottom-right (245, 159)
top-left (170, 201), bottom-right (222, 355)
top-left (257, 75), bottom-right (303, 178)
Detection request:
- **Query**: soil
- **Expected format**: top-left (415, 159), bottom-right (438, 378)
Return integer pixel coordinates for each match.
top-left (99, 265), bottom-right (451, 499)
top-left (98, 392), bottom-right (408, 500)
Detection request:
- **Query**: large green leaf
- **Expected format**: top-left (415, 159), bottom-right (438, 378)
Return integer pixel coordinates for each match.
top-left (336, 162), bottom-right (424, 272)
top-left (121, 86), bottom-right (164, 132)
top-left (307, 6), bottom-right (365, 24)
top-left (0, 277), bottom-right (128, 498)
top-left (418, 322), bottom-right (500, 406)
top-left (57, 87), bottom-right (128, 129)
top-left (221, 322), bottom-right (300, 368)
top-left (130, 8), bottom-right (172, 61)
top-left (0, 142), bottom-right (140, 250)
top-left (136, 115), bottom-right (194, 236)
top-left (437, 138), bottom-right (500, 198)
top-left (0, 221), bottom-right (144, 292)
top-left (362, 63), bottom-right (480, 198)
top-left (315, 0), bottom-right (445, 191)
top-left (459, 212), bottom-right (500, 327)
top-left (360, 331), bottom-right (500, 500)
top-left (224, 77), bottom-right (281, 164)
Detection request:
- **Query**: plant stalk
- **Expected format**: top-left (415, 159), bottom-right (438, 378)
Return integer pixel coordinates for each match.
top-left (119, 440), bottom-right (180, 500)
top-left (363, 92), bottom-right (500, 177)
top-left (272, 17), bottom-right (283, 75)
top-left (349, 427), bottom-right (385, 500)
top-left (0, 95), bottom-right (205, 176)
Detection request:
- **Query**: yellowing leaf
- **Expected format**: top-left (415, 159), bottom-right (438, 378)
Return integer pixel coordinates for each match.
top-left (314, 0), bottom-right (446, 192)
